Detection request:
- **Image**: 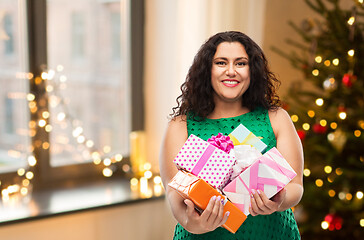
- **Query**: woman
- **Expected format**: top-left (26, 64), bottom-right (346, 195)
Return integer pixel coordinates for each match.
top-left (160, 31), bottom-right (304, 239)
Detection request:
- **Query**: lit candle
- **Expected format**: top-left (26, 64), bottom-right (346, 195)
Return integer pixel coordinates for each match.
top-left (130, 177), bottom-right (139, 192)
top-left (140, 177), bottom-right (148, 195)
top-left (154, 184), bottom-right (162, 196)
top-left (130, 131), bottom-right (147, 176)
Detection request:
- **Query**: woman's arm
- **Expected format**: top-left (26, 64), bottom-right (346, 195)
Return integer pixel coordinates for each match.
top-left (249, 108), bottom-right (304, 215)
top-left (159, 116), bottom-right (229, 234)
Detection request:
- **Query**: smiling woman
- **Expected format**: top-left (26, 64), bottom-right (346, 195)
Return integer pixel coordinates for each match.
top-left (160, 31), bottom-right (303, 239)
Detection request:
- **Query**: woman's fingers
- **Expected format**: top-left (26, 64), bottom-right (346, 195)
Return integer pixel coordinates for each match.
top-left (250, 189), bottom-right (271, 215)
top-left (249, 188), bottom-right (286, 216)
top-left (219, 210), bottom-right (230, 226)
top-left (184, 199), bottom-right (199, 218)
top-left (200, 195), bottom-right (217, 222)
top-left (211, 196), bottom-right (225, 226)
top-left (200, 195), bottom-right (229, 230)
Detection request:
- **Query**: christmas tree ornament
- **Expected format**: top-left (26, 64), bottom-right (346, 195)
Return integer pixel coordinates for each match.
top-left (301, 18), bottom-right (315, 32)
top-left (313, 123), bottom-right (327, 134)
top-left (297, 130), bottom-right (306, 141)
top-left (337, 105), bottom-right (346, 113)
top-left (327, 129), bottom-right (347, 152)
top-left (342, 73), bottom-right (357, 87)
top-left (324, 213), bottom-right (343, 231)
top-left (323, 76), bottom-right (337, 90)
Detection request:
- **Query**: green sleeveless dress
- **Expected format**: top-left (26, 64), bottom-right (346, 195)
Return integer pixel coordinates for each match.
top-left (173, 108), bottom-right (300, 240)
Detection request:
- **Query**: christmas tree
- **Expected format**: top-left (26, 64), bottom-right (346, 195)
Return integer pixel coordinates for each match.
top-left (272, 0), bottom-right (364, 239)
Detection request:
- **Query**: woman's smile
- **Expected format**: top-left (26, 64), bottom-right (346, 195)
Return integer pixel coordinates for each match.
top-left (221, 79), bottom-right (240, 87)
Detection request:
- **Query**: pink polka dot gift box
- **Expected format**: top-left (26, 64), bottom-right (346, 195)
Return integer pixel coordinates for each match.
top-left (173, 134), bottom-right (236, 190)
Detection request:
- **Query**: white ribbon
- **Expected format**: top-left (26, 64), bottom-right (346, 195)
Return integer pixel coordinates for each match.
top-left (230, 145), bottom-right (261, 180)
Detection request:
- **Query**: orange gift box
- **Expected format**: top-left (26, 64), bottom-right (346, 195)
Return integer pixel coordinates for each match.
top-left (168, 170), bottom-right (247, 233)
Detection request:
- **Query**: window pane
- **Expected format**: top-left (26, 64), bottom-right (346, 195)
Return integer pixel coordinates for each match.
top-left (47, 0), bottom-right (131, 167)
top-left (0, 0), bottom-right (30, 173)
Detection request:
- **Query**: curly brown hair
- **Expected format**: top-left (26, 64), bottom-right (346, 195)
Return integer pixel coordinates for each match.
top-left (171, 31), bottom-right (281, 119)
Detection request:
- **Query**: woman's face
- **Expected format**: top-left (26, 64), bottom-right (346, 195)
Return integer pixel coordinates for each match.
top-left (211, 41), bottom-right (250, 104)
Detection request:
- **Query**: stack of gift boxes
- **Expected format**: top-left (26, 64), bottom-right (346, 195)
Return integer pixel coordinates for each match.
top-left (168, 124), bottom-right (297, 233)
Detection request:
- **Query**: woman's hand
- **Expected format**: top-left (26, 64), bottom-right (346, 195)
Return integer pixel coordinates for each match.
top-left (183, 196), bottom-right (230, 234)
top-left (249, 188), bottom-right (286, 216)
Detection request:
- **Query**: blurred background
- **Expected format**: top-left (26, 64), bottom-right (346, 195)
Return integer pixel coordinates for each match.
top-left (0, 0), bottom-right (362, 239)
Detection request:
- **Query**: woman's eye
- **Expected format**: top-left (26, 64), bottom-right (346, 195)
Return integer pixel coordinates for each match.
top-left (237, 62), bottom-right (248, 66)
top-left (215, 61), bottom-right (226, 65)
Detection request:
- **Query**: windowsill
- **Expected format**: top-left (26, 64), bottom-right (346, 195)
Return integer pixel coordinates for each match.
top-left (0, 178), bottom-right (164, 226)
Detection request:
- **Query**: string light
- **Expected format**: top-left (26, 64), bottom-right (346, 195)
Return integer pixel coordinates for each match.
top-left (324, 165), bottom-right (332, 174)
top-left (28, 156), bottom-right (37, 166)
top-left (312, 69), bottom-right (319, 76)
top-left (360, 219), bottom-right (364, 227)
top-left (330, 122), bottom-right (337, 129)
top-left (338, 112), bottom-right (347, 120)
top-left (25, 171), bottom-right (34, 180)
top-left (303, 168), bottom-right (311, 177)
top-left (316, 98), bottom-right (324, 106)
top-left (17, 168), bottom-right (26, 176)
top-left (153, 176), bottom-right (162, 184)
top-left (291, 115), bottom-right (299, 122)
top-left (338, 192), bottom-right (346, 200)
top-left (321, 221), bottom-right (329, 229)
top-left (348, 49), bottom-right (355, 57)
top-left (27, 93), bottom-right (35, 101)
top-left (103, 158), bottom-right (112, 166)
top-left (302, 123), bottom-right (310, 130)
top-left (348, 16), bottom-right (355, 25)
top-left (358, 120), bottom-right (364, 129)
top-left (102, 167), bottom-right (113, 177)
top-left (307, 110), bottom-right (315, 118)
top-left (315, 179), bottom-right (324, 187)
top-left (354, 130), bottom-right (361, 137)
top-left (144, 170), bottom-right (153, 179)
top-left (315, 56), bottom-right (322, 63)
top-left (356, 191), bottom-right (363, 199)
top-left (320, 119), bottom-right (327, 126)
top-left (332, 58), bottom-right (339, 66)
top-left (328, 190), bottom-right (336, 197)
top-left (324, 60), bottom-right (331, 67)
top-left (335, 168), bottom-right (343, 175)
top-left (346, 193), bottom-right (353, 201)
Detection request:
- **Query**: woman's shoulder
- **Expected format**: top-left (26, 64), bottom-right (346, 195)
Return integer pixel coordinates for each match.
top-left (268, 107), bottom-right (290, 121)
top-left (167, 115), bottom-right (188, 136)
top-left (268, 107), bottom-right (295, 137)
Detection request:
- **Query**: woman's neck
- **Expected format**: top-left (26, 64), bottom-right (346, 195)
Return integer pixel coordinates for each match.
top-left (207, 101), bottom-right (249, 119)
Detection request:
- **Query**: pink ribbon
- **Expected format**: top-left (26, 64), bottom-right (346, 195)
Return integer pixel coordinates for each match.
top-left (262, 155), bottom-right (297, 180)
top-left (191, 145), bottom-right (215, 175)
top-left (238, 157), bottom-right (295, 194)
top-left (207, 133), bottom-right (234, 154)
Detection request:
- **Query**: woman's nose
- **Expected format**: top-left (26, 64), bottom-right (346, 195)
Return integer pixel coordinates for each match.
top-left (226, 64), bottom-right (236, 76)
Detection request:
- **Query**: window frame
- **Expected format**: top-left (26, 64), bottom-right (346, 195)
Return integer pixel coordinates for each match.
top-left (0, 0), bottom-right (144, 190)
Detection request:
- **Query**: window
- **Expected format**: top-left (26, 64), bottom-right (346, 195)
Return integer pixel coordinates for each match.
top-left (0, 0), bottom-right (30, 174)
top-left (0, 0), bottom-right (144, 190)
top-left (47, 0), bottom-right (131, 168)
top-left (3, 13), bottom-right (14, 55)
top-left (71, 12), bottom-right (86, 59)
top-left (4, 97), bottom-right (15, 134)
top-left (111, 12), bottom-right (121, 61)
